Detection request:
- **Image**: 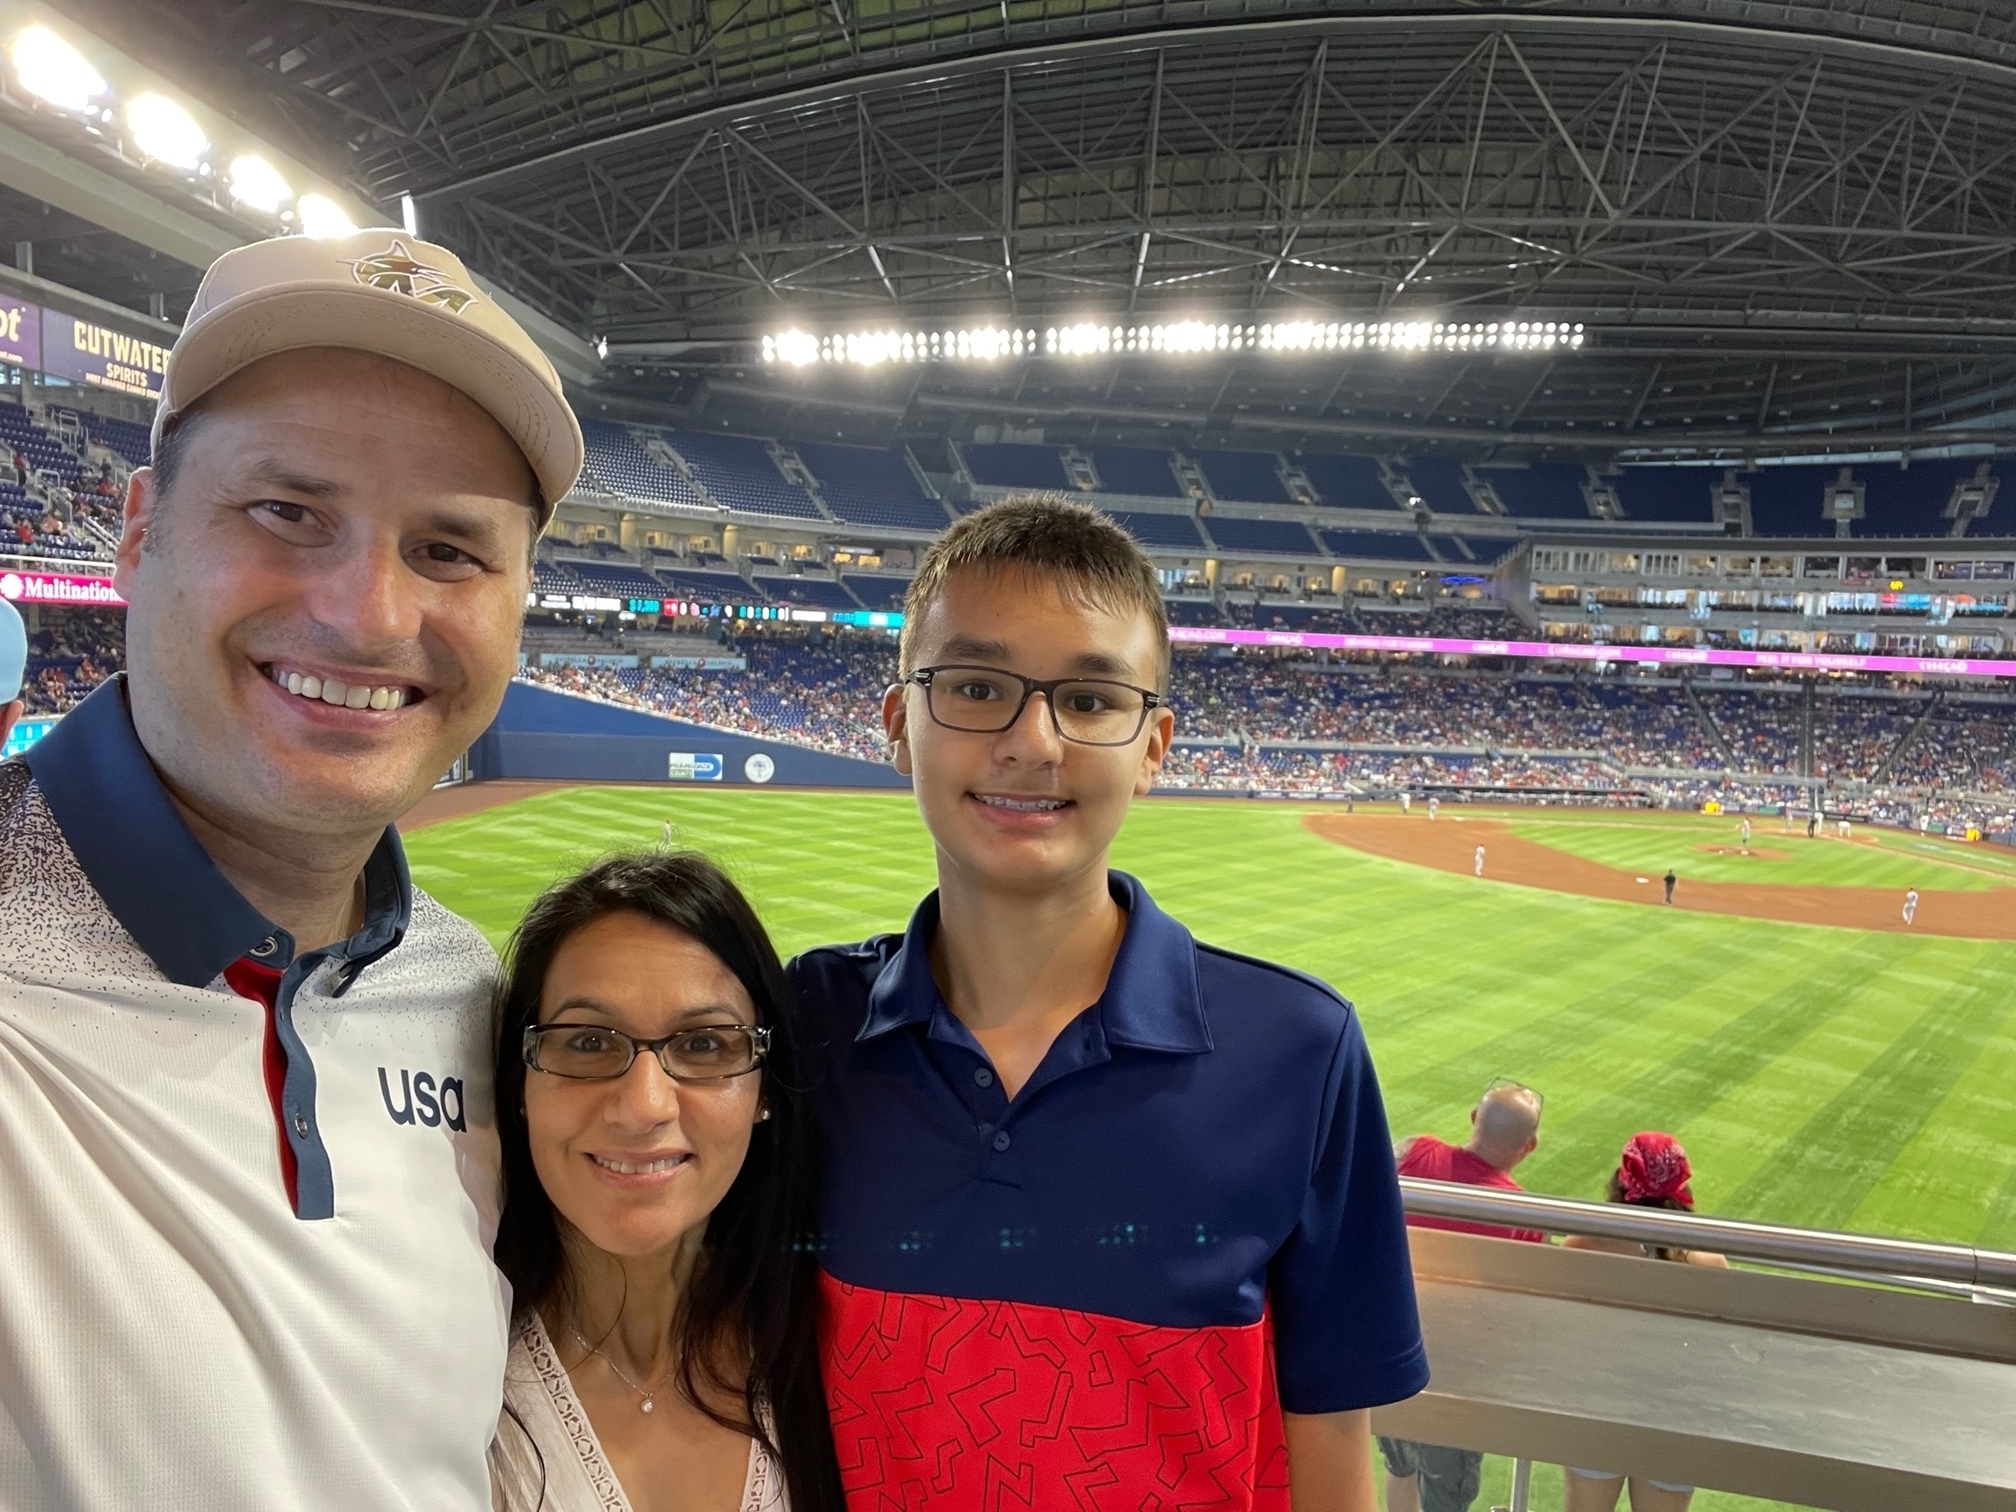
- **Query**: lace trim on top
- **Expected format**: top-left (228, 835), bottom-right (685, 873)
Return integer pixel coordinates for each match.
top-left (519, 1314), bottom-right (631, 1512)
top-left (514, 1313), bottom-right (786, 1512)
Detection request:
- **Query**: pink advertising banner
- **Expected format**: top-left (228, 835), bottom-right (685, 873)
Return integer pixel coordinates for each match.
top-left (1167, 625), bottom-right (2016, 679)
top-left (0, 568), bottom-right (125, 607)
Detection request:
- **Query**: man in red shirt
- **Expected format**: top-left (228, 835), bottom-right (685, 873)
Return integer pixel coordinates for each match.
top-left (1380, 1080), bottom-right (1546, 1512)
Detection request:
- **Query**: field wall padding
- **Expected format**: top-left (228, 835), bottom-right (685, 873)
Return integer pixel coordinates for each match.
top-left (472, 683), bottom-right (909, 789)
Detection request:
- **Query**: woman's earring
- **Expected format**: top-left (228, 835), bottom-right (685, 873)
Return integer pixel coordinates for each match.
top-left (756, 1105), bottom-right (772, 1122)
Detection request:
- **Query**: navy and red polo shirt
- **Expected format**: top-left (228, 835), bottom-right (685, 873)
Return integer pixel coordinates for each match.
top-left (790, 872), bottom-right (1428, 1511)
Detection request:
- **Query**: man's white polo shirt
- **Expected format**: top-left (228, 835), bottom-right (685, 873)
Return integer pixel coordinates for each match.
top-left (0, 679), bottom-right (507, 1511)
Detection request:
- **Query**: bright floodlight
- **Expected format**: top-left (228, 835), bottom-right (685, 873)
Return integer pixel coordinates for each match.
top-left (12, 26), bottom-right (106, 113)
top-left (296, 193), bottom-right (357, 239)
top-left (128, 94), bottom-right (209, 170)
top-left (764, 317), bottom-right (1587, 366)
top-left (227, 155), bottom-right (291, 214)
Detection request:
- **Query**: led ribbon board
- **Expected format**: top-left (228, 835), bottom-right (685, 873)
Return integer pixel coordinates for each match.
top-left (1168, 626), bottom-right (2016, 679)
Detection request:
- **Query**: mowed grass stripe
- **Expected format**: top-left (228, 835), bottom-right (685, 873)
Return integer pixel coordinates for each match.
top-left (1726, 949), bottom-right (2016, 1231)
top-left (1508, 816), bottom-right (2004, 891)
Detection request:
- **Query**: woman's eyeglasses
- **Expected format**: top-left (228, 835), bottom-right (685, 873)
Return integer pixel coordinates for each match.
top-left (523, 1023), bottom-right (771, 1083)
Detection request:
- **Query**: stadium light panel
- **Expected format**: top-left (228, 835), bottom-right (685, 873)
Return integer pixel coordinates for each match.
top-left (765, 317), bottom-right (1585, 366)
top-left (296, 193), bottom-right (356, 239)
top-left (12, 25), bottom-right (106, 113)
top-left (127, 93), bottom-right (208, 170)
top-left (226, 154), bottom-right (291, 214)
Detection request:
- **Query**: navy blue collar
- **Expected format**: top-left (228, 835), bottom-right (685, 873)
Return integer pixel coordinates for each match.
top-left (859, 869), bottom-right (1212, 1055)
top-left (26, 676), bottom-right (412, 988)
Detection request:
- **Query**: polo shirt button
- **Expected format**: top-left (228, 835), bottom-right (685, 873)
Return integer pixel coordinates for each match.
top-left (291, 1111), bottom-right (310, 1139)
top-left (991, 1131), bottom-right (1011, 1153)
top-left (974, 1068), bottom-right (994, 1087)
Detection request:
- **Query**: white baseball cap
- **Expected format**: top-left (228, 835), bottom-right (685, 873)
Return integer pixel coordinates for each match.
top-left (0, 597), bottom-right (24, 704)
top-left (153, 230), bottom-right (584, 521)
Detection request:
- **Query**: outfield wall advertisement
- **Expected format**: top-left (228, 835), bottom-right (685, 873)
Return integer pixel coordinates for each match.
top-left (0, 570), bottom-right (125, 607)
top-left (1168, 626), bottom-right (2016, 680)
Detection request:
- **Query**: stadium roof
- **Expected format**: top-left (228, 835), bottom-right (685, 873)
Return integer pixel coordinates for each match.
top-left (29, 1), bottom-right (2016, 460)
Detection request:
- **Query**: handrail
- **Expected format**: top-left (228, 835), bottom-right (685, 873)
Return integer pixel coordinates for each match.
top-left (1399, 1177), bottom-right (2016, 1290)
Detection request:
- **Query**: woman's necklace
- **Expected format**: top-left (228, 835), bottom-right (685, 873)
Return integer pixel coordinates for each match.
top-left (571, 1328), bottom-right (671, 1414)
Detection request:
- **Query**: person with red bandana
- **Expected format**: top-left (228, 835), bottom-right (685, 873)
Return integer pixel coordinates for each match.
top-left (1562, 1133), bottom-right (1726, 1512)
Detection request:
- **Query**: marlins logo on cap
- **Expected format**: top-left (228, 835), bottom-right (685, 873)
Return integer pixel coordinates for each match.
top-left (344, 240), bottom-right (477, 316)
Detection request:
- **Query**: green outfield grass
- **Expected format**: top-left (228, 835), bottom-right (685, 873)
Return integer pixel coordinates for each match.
top-left (1503, 809), bottom-right (2016, 890)
top-left (405, 786), bottom-right (2016, 1512)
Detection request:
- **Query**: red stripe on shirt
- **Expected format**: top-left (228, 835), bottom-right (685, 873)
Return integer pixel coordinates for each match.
top-left (820, 1271), bottom-right (1289, 1512)
top-left (222, 959), bottom-right (300, 1215)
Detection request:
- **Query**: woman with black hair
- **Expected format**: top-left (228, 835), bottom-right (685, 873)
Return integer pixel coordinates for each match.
top-left (487, 853), bottom-right (840, 1512)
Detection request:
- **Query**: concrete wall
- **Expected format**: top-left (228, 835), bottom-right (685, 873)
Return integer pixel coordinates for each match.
top-left (471, 682), bottom-right (910, 789)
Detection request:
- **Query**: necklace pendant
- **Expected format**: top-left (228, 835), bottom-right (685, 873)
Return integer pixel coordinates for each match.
top-left (641, 1398), bottom-right (655, 1414)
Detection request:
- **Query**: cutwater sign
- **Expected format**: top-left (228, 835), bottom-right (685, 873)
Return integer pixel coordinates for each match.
top-left (667, 752), bottom-right (724, 782)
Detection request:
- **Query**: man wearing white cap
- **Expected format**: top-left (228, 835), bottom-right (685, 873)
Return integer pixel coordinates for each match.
top-left (0, 232), bottom-right (581, 1511)
top-left (0, 598), bottom-right (23, 747)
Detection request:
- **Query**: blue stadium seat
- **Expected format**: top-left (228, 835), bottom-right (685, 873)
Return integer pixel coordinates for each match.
top-left (962, 442), bottom-right (1071, 490)
top-left (1316, 529), bottom-right (1435, 562)
top-left (1104, 509), bottom-right (1206, 550)
top-left (1857, 459), bottom-right (1977, 538)
top-left (1404, 457), bottom-right (1477, 516)
top-left (1480, 463), bottom-right (1589, 519)
top-left (1744, 464), bottom-right (1841, 537)
top-left (658, 567), bottom-right (752, 603)
top-left (797, 441), bottom-right (951, 532)
top-left (1295, 452), bottom-right (1394, 510)
top-left (1615, 466), bottom-right (1713, 524)
top-left (1193, 449), bottom-right (1292, 504)
top-left (1089, 446), bottom-right (1183, 498)
top-left (579, 419), bottom-right (710, 509)
top-left (667, 430), bottom-right (824, 520)
top-left (750, 575), bottom-right (861, 611)
top-left (1204, 516), bottom-right (1319, 554)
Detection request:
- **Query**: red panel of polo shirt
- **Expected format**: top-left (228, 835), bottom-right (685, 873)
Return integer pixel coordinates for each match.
top-left (221, 958), bottom-right (301, 1213)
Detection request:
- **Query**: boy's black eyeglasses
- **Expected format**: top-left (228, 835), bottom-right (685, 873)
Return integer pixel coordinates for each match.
top-left (523, 1023), bottom-right (771, 1083)
top-left (900, 664), bottom-right (1166, 747)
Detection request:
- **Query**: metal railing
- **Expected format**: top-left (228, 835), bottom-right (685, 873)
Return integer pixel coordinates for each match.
top-left (1399, 1176), bottom-right (2016, 1291)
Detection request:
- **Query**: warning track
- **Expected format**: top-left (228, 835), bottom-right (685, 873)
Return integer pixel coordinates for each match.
top-left (1303, 814), bottom-right (2016, 941)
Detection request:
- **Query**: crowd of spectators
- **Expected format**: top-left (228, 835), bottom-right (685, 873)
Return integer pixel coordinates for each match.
top-left (521, 629), bottom-right (897, 762)
top-left (20, 610), bottom-right (123, 715)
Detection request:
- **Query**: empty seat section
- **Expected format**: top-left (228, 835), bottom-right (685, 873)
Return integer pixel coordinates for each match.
top-left (559, 561), bottom-right (666, 598)
top-left (1448, 537), bottom-right (1515, 566)
top-left (1297, 452), bottom-right (1393, 509)
top-left (751, 576), bottom-right (860, 611)
top-left (1427, 535), bottom-right (1475, 562)
top-left (797, 441), bottom-right (950, 531)
top-left (1615, 466), bottom-right (1713, 524)
top-left (579, 420), bottom-right (709, 509)
top-left (962, 442), bottom-right (1070, 490)
top-left (1089, 446), bottom-right (1183, 498)
top-left (1204, 516), bottom-right (1318, 554)
top-left (843, 576), bottom-right (912, 611)
top-left (659, 568), bottom-right (750, 603)
top-left (1405, 457), bottom-right (1476, 515)
top-left (1856, 460), bottom-right (1974, 538)
top-left (1164, 599), bottom-right (1223, 626)
top-left (668, 430), bottom-right (823, 520)
top-left (1480, 464), bottom-right (1588, 519)
top-left (1317, 529), bottom-right (1434, 562)
top-left (1744, 464), bottom-right (1841, 537)
top-left (1104, 509), bottom-right (1205, 550)
top-left (1194, 449), bottom-right (1292, 504)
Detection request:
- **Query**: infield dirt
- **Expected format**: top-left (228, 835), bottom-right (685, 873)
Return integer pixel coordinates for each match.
top-left (1304, 813), bottom-right (2016, 941)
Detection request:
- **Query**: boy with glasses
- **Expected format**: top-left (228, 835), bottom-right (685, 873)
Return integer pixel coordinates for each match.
top-left (791, 496), bottom-right (1426, 1512)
